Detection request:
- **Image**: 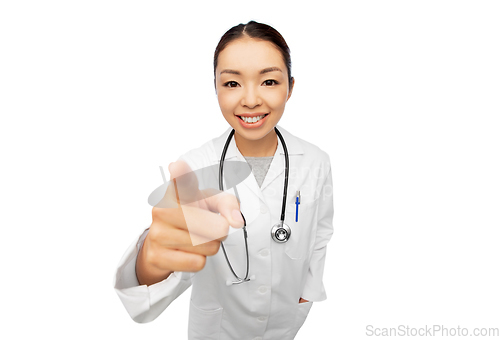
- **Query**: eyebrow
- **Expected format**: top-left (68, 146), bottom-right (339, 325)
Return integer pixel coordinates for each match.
top-left (220, 67), bottom-right (283, 76)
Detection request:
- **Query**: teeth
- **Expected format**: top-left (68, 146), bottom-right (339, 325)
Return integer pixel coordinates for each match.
top-left (241, 114), bottom-right (266, 123)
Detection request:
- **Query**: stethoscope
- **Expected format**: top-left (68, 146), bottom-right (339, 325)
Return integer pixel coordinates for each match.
top-left (219, 126), bottom-right (290, 285)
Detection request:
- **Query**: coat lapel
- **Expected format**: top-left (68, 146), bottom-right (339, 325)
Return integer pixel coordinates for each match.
top-left (260, 125), bottom-right (304, 192)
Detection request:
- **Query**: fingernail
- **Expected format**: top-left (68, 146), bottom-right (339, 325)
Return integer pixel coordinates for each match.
top-left (231, 209), bottom-right (244, 227)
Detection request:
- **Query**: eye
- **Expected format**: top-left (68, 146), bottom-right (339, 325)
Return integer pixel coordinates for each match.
top-left (263, 79), bottom-right (279, 86)
top-left (223, 81), bottom-right (239, 88)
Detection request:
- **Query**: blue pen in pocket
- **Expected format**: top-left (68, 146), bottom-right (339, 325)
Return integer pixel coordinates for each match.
top-left (295, 190), bottom-right (300, 222)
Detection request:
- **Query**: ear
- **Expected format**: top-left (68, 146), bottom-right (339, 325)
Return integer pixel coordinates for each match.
top-left (287, 77), bottom-right (295, 101)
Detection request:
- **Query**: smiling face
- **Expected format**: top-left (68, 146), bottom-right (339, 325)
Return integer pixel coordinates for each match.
top-left (215, 37), bottom-right (294, 144)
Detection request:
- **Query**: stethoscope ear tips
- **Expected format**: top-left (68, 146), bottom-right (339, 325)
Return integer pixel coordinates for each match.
top-left (250, 275), bottom-right (256, 281)
top-left (226, 280), bottom-right (233, 286)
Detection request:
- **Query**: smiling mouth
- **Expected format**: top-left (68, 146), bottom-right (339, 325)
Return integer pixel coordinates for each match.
top-left (237, 114), bottom-right (269, 124)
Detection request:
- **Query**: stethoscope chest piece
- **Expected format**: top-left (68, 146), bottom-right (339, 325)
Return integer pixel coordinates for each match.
top-left (271, 222), bottom-right (291, 243)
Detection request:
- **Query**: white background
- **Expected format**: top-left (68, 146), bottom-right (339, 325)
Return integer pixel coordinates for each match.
top-left (1, 1), bottom-right (499, 339)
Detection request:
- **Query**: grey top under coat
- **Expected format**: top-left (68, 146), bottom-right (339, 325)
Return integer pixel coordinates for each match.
top-left (243, 156), bottom-right (274, 188)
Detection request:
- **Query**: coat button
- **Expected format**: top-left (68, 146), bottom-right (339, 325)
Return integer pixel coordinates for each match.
top-left (260, 205), bottom-right (268, 214)
top-left (253, 337), bottom-right (263, 340)
top-left (258, 286), bottom-right (267, 294)
top-left (257, 316), bottom-right (267, 322)
top-left (259, 249), bottom-right (269, 257)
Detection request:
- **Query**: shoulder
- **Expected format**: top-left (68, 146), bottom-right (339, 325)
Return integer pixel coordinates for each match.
top-left (177, 135), bottom-right (219, 171)
top-left (280, 125), bottom-right (331, 168)
top-left (176, 127), bottom-right (234, 171)
top-left (297, 135), bottom-right (331, 164)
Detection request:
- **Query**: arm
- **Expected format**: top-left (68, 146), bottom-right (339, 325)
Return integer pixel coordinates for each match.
top-left (301, 162), bottom-right (334, 301)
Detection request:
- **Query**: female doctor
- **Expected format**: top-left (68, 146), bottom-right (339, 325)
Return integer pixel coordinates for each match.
top-left (114, 21), bottom-right (334, 339)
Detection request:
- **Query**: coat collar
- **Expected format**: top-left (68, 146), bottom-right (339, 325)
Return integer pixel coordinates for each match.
top-left (212, 125), bottom-right (304, 201)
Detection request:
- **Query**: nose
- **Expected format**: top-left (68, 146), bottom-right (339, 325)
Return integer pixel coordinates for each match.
top-left (241, 86), bottom-right (262, 108)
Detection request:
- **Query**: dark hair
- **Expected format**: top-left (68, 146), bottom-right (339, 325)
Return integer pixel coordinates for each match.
top-left (214, 20), bottom-right (293, 90)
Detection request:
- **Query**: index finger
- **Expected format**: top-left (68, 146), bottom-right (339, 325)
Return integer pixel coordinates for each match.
top-left (149, 160), bottom-right (205, 209)
top-left (148, 160), bottom-right (252, 208)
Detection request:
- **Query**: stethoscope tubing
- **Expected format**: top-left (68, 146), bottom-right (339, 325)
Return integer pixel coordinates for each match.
top-left (219, 127), bottom-right (289, 285)
top-left (275, 127), bottom-right (289, 223)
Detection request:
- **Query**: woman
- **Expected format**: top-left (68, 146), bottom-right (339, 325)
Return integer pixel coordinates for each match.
top-left (114, 20), bottom-right (334, 339)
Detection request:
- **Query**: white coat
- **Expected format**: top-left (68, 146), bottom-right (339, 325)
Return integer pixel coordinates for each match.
top-left (114, 125), bottom-right (334, 339)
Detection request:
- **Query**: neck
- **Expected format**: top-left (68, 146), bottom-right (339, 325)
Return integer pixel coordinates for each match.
top-left (234, 129), bottom-right (278, 157)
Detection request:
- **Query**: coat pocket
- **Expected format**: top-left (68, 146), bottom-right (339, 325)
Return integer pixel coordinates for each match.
top-left (188, 300), bottom-right (223, 340)
top-left (284, 200), bottom-right (317, 260)
top-left (288, 301), bottom-right (313, 339)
